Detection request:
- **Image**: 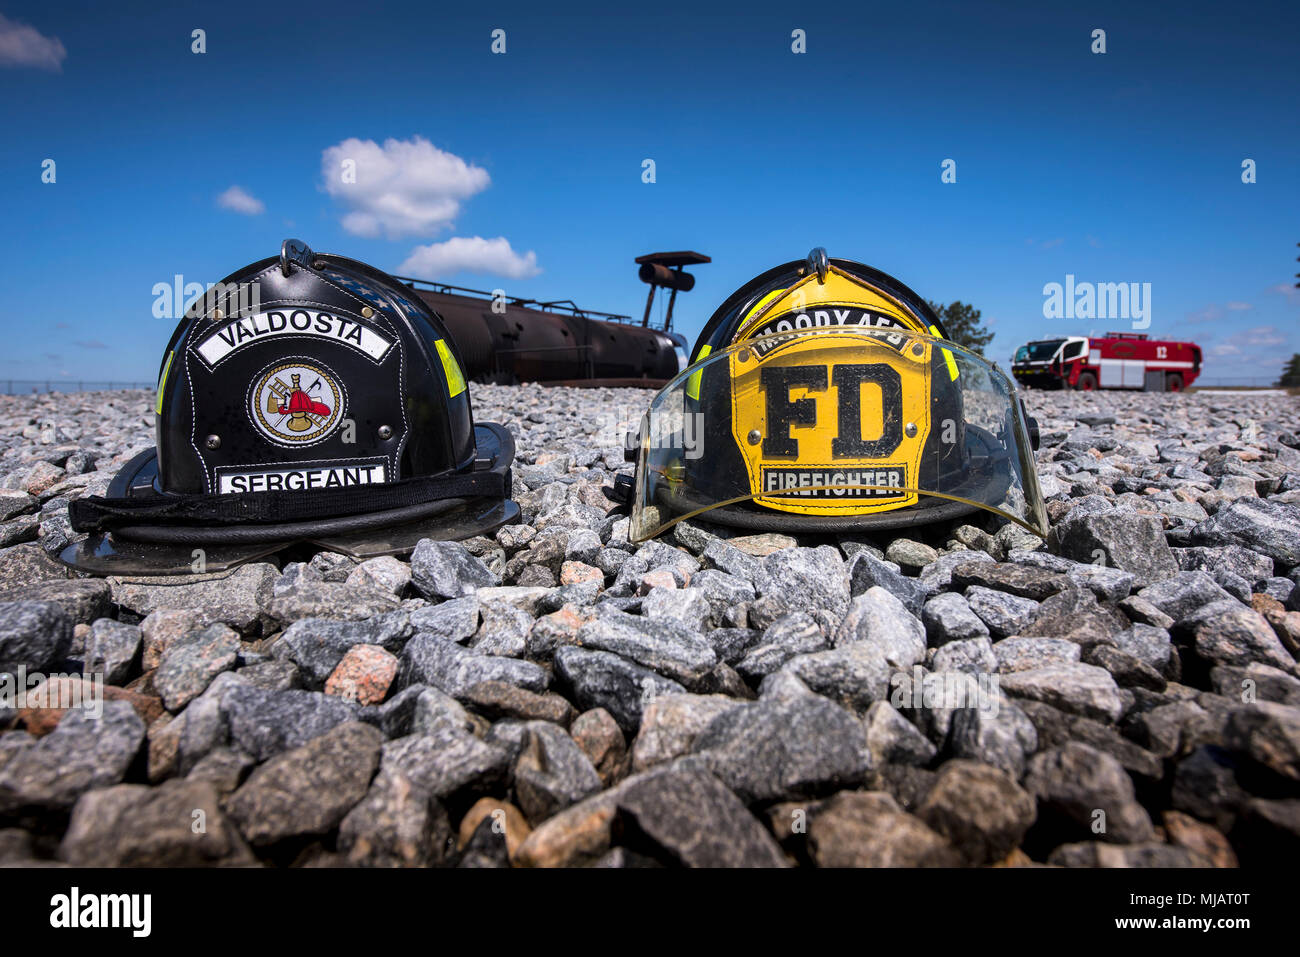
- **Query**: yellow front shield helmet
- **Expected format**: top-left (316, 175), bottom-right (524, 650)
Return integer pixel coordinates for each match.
top-left (618, 251), bottom-right (1048, 542)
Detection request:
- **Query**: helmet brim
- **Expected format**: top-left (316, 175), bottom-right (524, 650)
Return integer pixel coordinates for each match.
top-left (58, 422), bottom-right (519, 574)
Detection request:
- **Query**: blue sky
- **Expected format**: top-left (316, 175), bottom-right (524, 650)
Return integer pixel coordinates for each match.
top-left (1, 0), bottom-right (1296, 385)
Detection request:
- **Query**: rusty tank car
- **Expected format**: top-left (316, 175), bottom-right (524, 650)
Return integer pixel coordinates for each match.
top-left (396, 251), bottom-right (709, 388)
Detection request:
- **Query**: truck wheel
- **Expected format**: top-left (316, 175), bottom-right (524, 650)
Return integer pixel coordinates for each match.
top-left (1076, 372), bottom-right (1097, 391)
top-left (1166, 373), bottom-right (1184, 392)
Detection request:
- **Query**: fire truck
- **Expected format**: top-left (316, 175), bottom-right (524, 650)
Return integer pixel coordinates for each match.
top-left (1012, 333), bottom-right (1202, 391)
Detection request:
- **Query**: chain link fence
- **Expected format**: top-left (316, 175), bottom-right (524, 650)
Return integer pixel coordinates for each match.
top-left (0, 380), bottom-right (153, 395)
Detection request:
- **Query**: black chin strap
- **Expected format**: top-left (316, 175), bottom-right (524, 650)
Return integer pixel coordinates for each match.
top-left (69, 469), bottom-right (510, 533)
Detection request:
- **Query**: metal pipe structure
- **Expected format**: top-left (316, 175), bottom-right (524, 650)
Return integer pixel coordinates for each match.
top-left (394, 251), bottom-right (709, 388)
top-left (635, 252), bottom-right (709, 333)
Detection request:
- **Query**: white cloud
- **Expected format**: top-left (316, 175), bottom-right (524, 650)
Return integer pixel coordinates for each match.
top-left (1185, 304), bottom-right (1223, 324)
top-left (0, 14), bottom-right (66, 71)
top-left (217, 185), bottom-right (265, 216)
top-left (1208, 342), bottom-right (1241, 358)
top-left (321, 136), bottom-right (490, 239)
top-left (1242, 325), bottom-right (1285, 347)
top-left (1267, 282), bottom-right (1300, 303)
top-left (398, 236), bottom-right (540, 280)
top-left (1225, 301), bottom-right (1252, 311)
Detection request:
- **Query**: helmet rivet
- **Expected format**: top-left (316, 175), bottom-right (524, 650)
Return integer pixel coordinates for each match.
top-left (747, 429), bottom-right (762, 445)
top-left (213, 308), bottom-right (224, 321)
top-left (738, 349), bottom-right (750, 363)
top-left (377, 425), bottom-right (393, 440)
top-left (205, 434), bottom-right (221, 449)
top-left (905, 422), bottom-right (918, 438)
top-left (912, 342), bottom-right (924, 356)
top-left (361, 306), bottom-right (374, 319)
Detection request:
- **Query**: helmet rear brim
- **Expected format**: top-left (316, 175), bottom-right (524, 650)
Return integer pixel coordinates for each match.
top-left (59, 422), bottom-right (518, 574)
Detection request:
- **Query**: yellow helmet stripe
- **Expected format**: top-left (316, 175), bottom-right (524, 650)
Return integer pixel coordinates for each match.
top-left (741, 287), bottom-right (788, 327)
top-left (435, 339), bottom-right (467, 397)
top-left (685, 344), bottom-right (712, 401)
top-left (930, 325), bottom-right (959, 380)
top-left (154, 350), bottom-right (174, 415)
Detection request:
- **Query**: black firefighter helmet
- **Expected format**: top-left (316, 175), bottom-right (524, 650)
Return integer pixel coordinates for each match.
top-left (62, 239), bottom-right (518, 574)
top-left (617, 249), bottom-right (1047, 542)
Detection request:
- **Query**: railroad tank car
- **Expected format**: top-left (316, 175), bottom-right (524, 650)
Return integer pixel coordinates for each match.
top-left (395, 252), bottom-right (706, 388)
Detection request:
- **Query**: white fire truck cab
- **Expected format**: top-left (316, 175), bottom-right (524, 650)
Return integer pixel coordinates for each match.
top-left (1012, 333), bottom-right (1201, 392)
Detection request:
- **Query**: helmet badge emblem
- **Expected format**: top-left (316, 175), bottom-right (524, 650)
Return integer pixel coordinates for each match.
top-left (248, 360), bottom-right (345, 446)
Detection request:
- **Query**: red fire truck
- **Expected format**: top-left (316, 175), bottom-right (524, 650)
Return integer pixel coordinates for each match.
top-left (1012, 333), bottom-right (1202, 391)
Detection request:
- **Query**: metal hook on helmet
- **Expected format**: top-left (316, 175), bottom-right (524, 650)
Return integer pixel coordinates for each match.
top-left (807, 247), bottom-right (828, 284)
top-left (280, 238), bottom-right (315, 278)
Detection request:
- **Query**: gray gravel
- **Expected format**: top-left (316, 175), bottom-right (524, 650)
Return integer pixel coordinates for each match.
top-left (0, 384), bottom-right (1298, 868)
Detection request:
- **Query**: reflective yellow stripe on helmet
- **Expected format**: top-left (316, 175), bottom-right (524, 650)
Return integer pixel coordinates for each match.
top-left (930, 325), bottom-right (959, 380)
top-left (685, 344), bottom-right (712, 401)
top-left (435, 339), bottom-right (467, 397)
top-left (741, 287), bottom-right (788, 327)
top-left (155, 350), bottom-right (174, 415)
top-left (690, 287), bottom-right (787, 400)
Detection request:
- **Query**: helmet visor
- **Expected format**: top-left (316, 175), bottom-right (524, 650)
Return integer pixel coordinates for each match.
top-left (628, 326), bottom-right (1047, 542)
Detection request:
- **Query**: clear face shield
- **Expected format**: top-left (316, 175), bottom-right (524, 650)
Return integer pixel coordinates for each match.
top-left (628, 326), bottom-right (1048, 542)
